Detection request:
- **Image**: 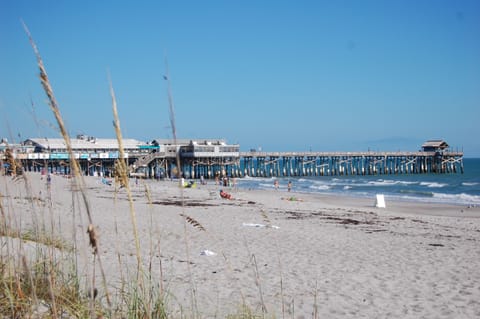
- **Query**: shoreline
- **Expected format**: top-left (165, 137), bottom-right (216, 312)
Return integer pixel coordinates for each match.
top-left (209, 179), bottom-right (480, 218)
top-left (236, 186), bottom-right (480, 210)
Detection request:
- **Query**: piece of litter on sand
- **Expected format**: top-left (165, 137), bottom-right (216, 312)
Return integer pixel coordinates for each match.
top-left (242, 223), bottom-right (279, 229)
top-left (200, 250), bottom-right (217, 256)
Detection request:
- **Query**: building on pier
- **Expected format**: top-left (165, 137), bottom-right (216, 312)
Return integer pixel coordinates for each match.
top-left (421, 139), bottom-right (449, 153)
top-left (134, 139), bottom-right (240, 179)
top-left (24, 135), bottom-right (146, 154)
top-left (13, 135), bottom-right (148, 176)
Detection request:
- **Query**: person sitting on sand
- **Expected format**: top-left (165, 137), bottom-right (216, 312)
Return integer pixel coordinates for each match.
top-left (101, 178), bottom-right (112, 186)
top-left (281, 196), bottom-right (303, 202)
top-left (184, 180), bottom-right (196, 188)
top-left (220, 189), bottom-right (232, 199)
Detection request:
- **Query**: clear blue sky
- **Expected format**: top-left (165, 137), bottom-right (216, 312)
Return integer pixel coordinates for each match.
top-left (1, 0), bottom-right (479, 156)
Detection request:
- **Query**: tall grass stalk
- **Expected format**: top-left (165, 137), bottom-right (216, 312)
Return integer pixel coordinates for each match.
top-left (22, 20), bottom-right (111, 311)
top-left (251, 254), bottom-right (267, 315)
top-left (108, 76), bottom-right (143, 278)
top-left (164, 57), bottom-right (201, 316)
top-left (313, 280), bottom-right (319, 319)
top-left (145, 182), bottom-right (167, 311)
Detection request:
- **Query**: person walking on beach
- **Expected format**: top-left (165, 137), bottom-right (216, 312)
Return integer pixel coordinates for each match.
top-left (287, 180), bottom-right (292, 192)
top-left (46, 173), bottom-right (52, 190)
top-left (274, 179), bottom-right (279, 190)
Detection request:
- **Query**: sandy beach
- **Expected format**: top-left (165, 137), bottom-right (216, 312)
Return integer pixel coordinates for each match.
top-left (2, 172), bottom-right (480, 318)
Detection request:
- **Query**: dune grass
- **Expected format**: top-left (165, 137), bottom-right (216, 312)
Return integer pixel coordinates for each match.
top-left (0, 21), bottom-right (271, 318)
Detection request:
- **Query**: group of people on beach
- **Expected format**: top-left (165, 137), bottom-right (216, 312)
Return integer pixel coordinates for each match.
top-left (219, 180), bottom-right (296, 201)
top-left (214, 175), bottom-right (236, 188)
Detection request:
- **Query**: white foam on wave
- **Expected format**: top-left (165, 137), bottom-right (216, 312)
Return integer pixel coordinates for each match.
top-left (420, 181), bottom-right (447, 188)
top-left (396, 180), bottom-right (418, 185)
top-left (368, 179), bottom-right (400, 186)
top-left (432, 192), bottom-right (480, 205)
top-left (310, 184), bottom-right (331, 191)
top-left (383, 192), bottom-right (480, 206)
top-left (462, 182), bottom-right (479, 186)
top-left (368, 179), bottom-right (419, 186)
top-left (239, 176), bottom-right (273, 183)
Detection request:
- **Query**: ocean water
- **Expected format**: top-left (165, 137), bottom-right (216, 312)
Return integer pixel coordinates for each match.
top-left (235, 158), bottom-right (480, 206)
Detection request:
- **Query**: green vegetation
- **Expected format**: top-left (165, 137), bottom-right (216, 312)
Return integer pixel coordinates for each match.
top-left (0, 22), bottom-right (269, 319)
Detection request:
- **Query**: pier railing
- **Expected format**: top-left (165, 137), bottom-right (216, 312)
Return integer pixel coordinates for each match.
top-left (239, 151), bottom-right (463, 157)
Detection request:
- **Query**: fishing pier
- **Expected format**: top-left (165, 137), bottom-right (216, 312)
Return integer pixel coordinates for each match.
top-left (1, 137), bottom-right (464, 178)
top-left (237, 150), bottom-right (464, 178)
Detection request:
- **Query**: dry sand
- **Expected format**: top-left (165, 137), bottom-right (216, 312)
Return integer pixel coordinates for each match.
top-left (2, 172), bottom-right (480, 318)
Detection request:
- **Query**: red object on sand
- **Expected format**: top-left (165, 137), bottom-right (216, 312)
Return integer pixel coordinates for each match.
top-left (220, 190), bottom-right (232, 199)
